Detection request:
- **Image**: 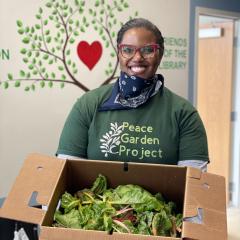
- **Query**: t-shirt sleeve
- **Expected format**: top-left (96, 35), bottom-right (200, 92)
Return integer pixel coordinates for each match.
top-left (56, 97), bottom-right (91, 158)
top-left (178, 104), bottom-right (209, 162)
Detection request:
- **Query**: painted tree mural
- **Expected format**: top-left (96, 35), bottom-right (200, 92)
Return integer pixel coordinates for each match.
top-left (0, 0), bottom-right (138, 92)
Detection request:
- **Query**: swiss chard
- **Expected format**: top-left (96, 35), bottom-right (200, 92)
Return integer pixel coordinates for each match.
top-left (53, 174), bottom-right (183, 237)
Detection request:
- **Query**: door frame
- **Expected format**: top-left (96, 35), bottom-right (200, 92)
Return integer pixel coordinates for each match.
top-left (194, 7), bottom-right (240, 207)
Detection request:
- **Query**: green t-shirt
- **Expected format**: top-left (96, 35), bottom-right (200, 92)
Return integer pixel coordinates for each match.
top-left (56, 84), bottom-right (209, 165)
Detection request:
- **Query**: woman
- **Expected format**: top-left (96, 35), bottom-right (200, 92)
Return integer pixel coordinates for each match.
top-left (56, 18), bottom-right (209, 171)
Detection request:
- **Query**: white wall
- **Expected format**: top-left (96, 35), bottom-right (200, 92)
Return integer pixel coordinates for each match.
top-left (0, 0), bottom-right (190, 197)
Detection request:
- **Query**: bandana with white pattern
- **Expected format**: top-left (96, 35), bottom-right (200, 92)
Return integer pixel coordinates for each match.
top-left (98, 71), bottom-right (163, 111)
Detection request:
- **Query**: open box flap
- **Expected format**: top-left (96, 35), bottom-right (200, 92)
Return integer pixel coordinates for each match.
top-left (0, 153), bottom-right (66, 225)
top-left (182, 167), bottom-right (227, 240)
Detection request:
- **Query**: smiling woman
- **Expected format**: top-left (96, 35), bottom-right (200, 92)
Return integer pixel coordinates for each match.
top-left (56, 18), bottom-right (209, 171)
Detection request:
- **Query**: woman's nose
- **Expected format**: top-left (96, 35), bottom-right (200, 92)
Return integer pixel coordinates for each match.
top-left (132, 50), bottom-right (144, 61)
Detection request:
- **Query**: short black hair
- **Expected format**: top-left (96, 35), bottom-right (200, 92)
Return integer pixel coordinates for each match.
top-left (117, 18), bottom-right (164, 54)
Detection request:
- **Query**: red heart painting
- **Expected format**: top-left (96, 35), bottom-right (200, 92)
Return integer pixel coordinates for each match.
top-left (77, 41), bottom-right (102, 70)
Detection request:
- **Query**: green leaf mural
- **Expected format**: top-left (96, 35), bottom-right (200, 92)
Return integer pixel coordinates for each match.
top-left (1, 0), bottom-right (138, 92)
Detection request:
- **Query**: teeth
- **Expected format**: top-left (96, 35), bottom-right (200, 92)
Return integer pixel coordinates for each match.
top-left (131, 66), bottom-right (146, 73)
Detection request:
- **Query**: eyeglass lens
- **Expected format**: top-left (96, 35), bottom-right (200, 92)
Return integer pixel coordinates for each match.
top-left (121, 45), bottom-right (156, 58)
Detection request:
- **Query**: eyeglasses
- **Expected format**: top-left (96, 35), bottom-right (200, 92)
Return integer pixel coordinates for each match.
top-left (118, 44), bottom-right (160, 59)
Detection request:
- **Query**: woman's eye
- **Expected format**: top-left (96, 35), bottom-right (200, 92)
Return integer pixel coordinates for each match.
top-left (142, 46), bottom-right (154, 54)
top-left (123, 47), bottom-right (134, 54)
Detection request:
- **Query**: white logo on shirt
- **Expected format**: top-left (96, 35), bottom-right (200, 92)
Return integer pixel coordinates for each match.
top-left (99, 122), bottom-right (124, 157)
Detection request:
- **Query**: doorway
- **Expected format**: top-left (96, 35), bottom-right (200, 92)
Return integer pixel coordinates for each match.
top-left (195, 7), bottom-right (240, 206)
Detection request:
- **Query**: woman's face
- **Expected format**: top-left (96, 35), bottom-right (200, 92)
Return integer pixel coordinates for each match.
top-left (118, 27), bottom-right (162, 79)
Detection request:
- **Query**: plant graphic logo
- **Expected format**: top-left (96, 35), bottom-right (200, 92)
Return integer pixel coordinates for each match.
top-left (100, 122), bottom-right (124, 157)
top-left (0, 0), bottom-right (138, 92)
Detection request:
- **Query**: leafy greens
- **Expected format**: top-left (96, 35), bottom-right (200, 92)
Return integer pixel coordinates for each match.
top-left (53, 174), bottom-right (182, 237)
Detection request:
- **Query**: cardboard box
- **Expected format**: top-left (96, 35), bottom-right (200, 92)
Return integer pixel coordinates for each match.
top-left (0, 153), bottom-right (227, 240)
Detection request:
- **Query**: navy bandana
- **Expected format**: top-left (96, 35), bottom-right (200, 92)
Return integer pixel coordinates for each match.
top-left (98, 72), bottom-right (164, 111)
